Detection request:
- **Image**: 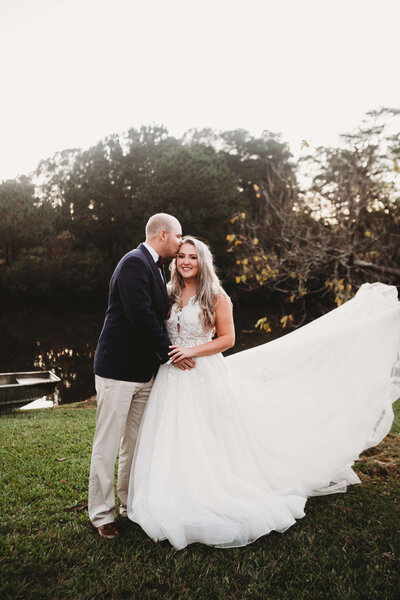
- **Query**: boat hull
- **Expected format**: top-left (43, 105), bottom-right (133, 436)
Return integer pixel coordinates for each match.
top-left (0, 371), bottom-right (61, 410)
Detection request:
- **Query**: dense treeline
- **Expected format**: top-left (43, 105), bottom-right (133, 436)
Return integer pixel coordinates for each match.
top-left (1, 109), bottom-right (399, 327)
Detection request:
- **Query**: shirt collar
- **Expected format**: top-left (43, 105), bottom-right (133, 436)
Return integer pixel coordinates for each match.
top-left (142, 242), bottom-right (159, 263)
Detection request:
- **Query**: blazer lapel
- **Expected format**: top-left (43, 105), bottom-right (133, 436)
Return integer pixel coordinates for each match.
top-left (138, 244), bottom-right (169, 306)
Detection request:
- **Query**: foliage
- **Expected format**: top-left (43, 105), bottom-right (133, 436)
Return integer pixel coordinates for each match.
top-left (220, 129), bottom-right (298, 223)
top-left (0, 177), bottom-right (54, 266)
top-left (1, 111), bottom-right (400, 308)
top-left (32, 125), bottom-right (243, 281)
top-left (0, 403), bottom-right (399, 599)
top-left (133, 142), bottom-right (242, 271)
top-left (0, 249), bottom-right (112, 299)
top-left (228, 109), bottom-right (400, 328)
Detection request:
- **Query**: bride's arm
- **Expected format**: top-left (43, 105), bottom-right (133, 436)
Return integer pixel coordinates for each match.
top-left (168, 294), bottom-right (235, 363)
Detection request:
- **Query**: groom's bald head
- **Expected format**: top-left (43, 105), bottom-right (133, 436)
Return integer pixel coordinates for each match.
top-left (145, 213), bottom-right (182, 258)
top-left (145, 213), bottom-right (181, 240)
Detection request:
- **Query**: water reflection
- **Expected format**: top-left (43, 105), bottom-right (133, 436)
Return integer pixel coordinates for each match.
top-left (0, 302), bottom-right (105, 407)
top-left (0, 302), bottom-right (272, 409)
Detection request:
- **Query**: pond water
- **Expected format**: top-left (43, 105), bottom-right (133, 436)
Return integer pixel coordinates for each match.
top-left (0, 301), bottom-right (274, 411)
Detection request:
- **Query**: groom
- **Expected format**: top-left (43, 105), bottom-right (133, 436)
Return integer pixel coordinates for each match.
top-left (89, 213), bottom-right (194, 539)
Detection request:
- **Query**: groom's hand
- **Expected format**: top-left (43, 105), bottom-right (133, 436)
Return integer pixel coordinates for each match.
top-left (172, 358), bottom-right (196, 370)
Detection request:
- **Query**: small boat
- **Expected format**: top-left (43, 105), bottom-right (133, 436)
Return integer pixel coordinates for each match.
top-left (0, 371), bottom-right (61, 410)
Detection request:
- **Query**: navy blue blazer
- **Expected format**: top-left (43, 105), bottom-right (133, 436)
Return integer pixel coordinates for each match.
top-left (94, 243), bottom-right (171, 382)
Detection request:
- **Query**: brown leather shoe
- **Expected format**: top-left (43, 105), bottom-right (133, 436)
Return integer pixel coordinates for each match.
top-left (97, 522), bottom-right (119, 539)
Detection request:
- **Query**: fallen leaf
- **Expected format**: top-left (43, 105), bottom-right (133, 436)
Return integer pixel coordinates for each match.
top-left (60, 478), bottom-right (67, 483)
top-left (382, 552), bottom-right (396, 561)
top-left (64, 502), bottom-right (88, 513)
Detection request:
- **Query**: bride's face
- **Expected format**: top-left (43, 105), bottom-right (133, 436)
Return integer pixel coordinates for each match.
top-left (176, 243), bottom-right (198, 280)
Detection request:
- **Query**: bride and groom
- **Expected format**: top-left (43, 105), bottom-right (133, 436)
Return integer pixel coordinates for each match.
top-left (88, 212), bottom-right (400, 549)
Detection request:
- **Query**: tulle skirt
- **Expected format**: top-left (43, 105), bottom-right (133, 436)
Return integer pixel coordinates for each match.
top-left (127, 283), bottom-right (400, 549)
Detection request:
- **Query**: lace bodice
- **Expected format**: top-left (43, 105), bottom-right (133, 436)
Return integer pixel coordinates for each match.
top-left (166, 296), bottom-right (214, 347)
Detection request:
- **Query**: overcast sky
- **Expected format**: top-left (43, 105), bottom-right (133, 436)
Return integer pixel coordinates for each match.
top-left (1, 0), bottom-right (399, 180)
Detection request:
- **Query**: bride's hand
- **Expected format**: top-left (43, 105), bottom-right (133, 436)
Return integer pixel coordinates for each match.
top-left (168, 345), bottom-right (195, 363)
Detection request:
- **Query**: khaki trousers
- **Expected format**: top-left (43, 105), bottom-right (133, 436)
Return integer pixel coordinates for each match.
top-left (88, 374), bottom-right (154, 527)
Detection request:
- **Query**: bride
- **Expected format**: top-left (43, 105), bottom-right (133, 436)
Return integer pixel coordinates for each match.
top-left (127, 236), bottom-right (400, 550)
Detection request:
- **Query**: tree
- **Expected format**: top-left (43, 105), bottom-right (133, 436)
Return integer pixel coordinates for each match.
top-left (133, 142), bottom-right (242, 273)
top-left (308, 108), bottom-right (400, 295)
top-left (229, 109), bottom-right (400, 328)
top-left (37, 126), bottom-right (183, 261)
top-left (219, 129), bottom-right (298, 223)
top-left (0, 177), bottom-right (40, 265)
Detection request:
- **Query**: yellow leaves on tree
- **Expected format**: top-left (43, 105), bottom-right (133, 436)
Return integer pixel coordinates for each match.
top-left (326, 278), bottom-right (353, 306)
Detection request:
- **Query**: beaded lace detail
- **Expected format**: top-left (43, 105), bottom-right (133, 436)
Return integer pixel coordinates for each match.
top-left (166, 296), bottom-right (213, 347)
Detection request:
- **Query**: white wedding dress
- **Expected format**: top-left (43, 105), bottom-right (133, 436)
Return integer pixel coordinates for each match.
top-left (127, 283), bottom-right (400, 550)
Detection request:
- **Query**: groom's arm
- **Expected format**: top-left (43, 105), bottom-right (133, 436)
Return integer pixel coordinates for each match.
top-left (117, 256), bottom-right (171, 363)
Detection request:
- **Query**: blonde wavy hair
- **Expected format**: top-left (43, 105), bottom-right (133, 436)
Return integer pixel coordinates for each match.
top-left (168, 236), bottom-right (226, 329)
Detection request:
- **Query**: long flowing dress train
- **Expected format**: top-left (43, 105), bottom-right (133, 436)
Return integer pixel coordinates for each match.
top-left (127, 283), bottom-right (400, 549)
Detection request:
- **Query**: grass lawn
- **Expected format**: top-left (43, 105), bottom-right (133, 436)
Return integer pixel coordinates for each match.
top-left (1, 400), bottom-right (399, 600)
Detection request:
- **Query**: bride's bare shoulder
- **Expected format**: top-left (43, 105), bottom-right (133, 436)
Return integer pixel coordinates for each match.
top-left (214, 290), bottom-right (233, 310)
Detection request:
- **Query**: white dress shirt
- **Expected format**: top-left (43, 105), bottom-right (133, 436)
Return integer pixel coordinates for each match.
top-left (142, 242), bottom-right (164, 282)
